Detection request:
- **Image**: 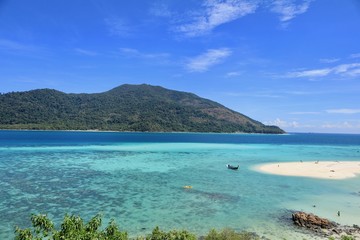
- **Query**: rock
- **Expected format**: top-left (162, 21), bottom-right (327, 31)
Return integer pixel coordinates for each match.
top-left (292, 211), bottom-right (336, 229)
top-left (291, 211), bottom-right (360, 239)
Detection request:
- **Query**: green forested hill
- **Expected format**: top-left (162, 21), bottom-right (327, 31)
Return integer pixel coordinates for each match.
top-left (0, 84), bottom-right (284, 133)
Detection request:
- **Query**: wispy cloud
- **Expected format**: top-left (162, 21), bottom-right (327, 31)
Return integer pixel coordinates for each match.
top-left (321, 121), bottom-right (360, 130)
top-left (326, 109), bottom-right (360, 114)
top-left (225, 91), bottom-right (282, 98)
top-left (319, 58), bottom-right (340, 64)
top-left (271, 0), bottom-right (312, 27)
top-left (284, 90), bottom-right (322, 95)
top-left (74, 48), bottom-right (98, 56)
top-left (0, 39), bottom-right (47, 57)
top-left (264, 118), bottom-right (299, 128)
top-left (226, 71), bottom-right (243, 77)
top-left (176, 0), bottom-right (258, 37)
top-left (104, 17), bottom-right (132, 37)
top-left (0, 39), bottom-right (35, 52)
top-left (287, 62), bottom-right (360, 78)
top-left (332, 63), bottom-right (360, 77)
top-left (290, 111), bottom-right (321, 115)
top-left (186, 48), bottom-right (232, 72)
top-left (149, 3), bottom-right (172, 18)
top-left (287, 68), bottom-right (332, 78)
top-left (119, 48), bottom-right (170, 59)
top-left (266, 118), bottom-right (360, 132)
top-left (350, 53), bottom-right (360, 59)
top-left (171, 0), bottom-right (314, 37)
top-left (346, 68), bottom-right (360, 77)
top-left (0, 38), bottom-right (51, 59)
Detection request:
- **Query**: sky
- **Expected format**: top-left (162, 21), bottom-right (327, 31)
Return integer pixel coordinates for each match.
top-left (0, 0), bottom-right (360, 134)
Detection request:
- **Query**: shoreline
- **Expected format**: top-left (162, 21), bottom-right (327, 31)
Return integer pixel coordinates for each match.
top-left (254, 161), bottom-right (360, 180)
top-left (0, 128), bottom-right (285, 135)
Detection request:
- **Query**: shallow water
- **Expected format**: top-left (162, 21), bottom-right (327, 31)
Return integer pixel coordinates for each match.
top-left (0, 131), bottom-right (359, 239)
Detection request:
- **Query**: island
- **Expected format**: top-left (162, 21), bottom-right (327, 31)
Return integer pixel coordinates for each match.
top-left (0, 84), bottom-right (284, 134)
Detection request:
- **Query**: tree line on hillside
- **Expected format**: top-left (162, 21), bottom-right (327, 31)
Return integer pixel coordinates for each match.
top-left (0, 85), bottom-right (284, 134)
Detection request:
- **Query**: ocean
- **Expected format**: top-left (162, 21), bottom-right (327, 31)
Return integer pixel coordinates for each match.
top-left (0, 131), bottom-right (359, 239)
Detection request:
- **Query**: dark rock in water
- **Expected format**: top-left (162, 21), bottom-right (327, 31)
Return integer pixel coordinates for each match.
top-left (291, 211), bottom-right (360, 239)
top-left (292, 211), bottom-right (337, 229)
top-left (350, 191), bottom-right (360, 196)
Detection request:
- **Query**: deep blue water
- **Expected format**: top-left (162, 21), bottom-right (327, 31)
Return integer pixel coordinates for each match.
top-left (0, 131), bottom-right (359, 240)
top-left (1, 130), bottom-right (360, 146)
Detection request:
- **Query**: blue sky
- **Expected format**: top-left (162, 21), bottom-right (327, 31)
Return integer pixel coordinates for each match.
top-left (1, 0), bottom-right (360, 133)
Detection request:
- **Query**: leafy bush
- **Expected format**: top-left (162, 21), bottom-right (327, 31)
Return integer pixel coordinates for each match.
top-left (329, 235), bottom-right (356, 240)
top-left (340, 235), bottom-right (356, 240)
top-left (204, 228), bottom-right (260, 240)
top-left (15, 214), bottom-right (127, 240)
top-left (145, 226), bottom-right (196, 240)
top-left (14, 214), bottom-right (270, 240)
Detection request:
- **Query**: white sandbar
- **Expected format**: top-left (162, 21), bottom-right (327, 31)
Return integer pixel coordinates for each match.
top-left (254, 161), bottom-right (360, 180)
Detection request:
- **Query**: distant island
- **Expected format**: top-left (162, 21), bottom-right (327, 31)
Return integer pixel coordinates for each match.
top-left (0, 84), bottom-right (284, 134)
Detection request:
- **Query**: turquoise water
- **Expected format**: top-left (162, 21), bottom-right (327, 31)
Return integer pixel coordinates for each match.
top-left (0, 131), bottom-right (360, 239)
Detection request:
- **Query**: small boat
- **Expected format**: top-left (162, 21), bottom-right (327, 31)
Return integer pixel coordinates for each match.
top-left (226, 164), bottom-right (239, 170)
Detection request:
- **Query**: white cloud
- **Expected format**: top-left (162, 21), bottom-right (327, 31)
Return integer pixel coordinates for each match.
top-left (271, 0), bottom-right (312, 23)
top-left (149, 3), bottom-right (172, 17)
top-left (226, 71), bottom-right (243, 77)
top-left (264, 118), bottom-right (299, 128)
top-left (0, 39), bottom-right (35, 52)
top-left (0, 39), bottom-right (48, 58)
top-left (284, 90), bottom-right (320, 95)
top-left (119, 48), bottom-right (170, 59)
top-left (289, 111), bottom-right (321, 115)
top-left (105, 17), bottom-right (132, 37)
top-left (333, 63), bottom-right (360, 74)
top-left (266, 118), bottom-right (360, 133)
top-left (186, 48), bottom-right (232, 72)
top-left (350, 53), bottom-right (360, 59)
top-left (321, 121), bottom-right (360, 130)
top-left (225, 91), bottom-right (282, 98)
top-left (74, 48), bottom-right (98, 56)
top-left (287, 68), bottom-right (332, 78)
top-left (119, 48), bottom-right (138, 55)
top-left (176, 0), bottom-right (258, 37)
top-left (287, 62), bottom-right (360, 78)
top-left (0, 39), bottom-right (51, 59)
top-left (172, 0), bottom-right (315, 37)
top-left (346, 68), bottom-right (360, 77)
top-left (326, 109), bottom-right (360, 114)
top-left (319, 58), bottom-right (340, 63)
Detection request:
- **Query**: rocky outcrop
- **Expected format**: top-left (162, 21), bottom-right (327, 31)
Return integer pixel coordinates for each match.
top-left (291, 211), bottom-right (360, 239)
top-left (292, 211), bottom-right (336, 229)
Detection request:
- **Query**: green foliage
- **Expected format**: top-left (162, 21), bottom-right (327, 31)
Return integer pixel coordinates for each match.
top-left (15, 214), bottom-right (127, 240)
top-left (340, 235), bottom-right (355, 240)
top-left (0, 84), bottom-right (284, 134)
top-left (328, 235), bottom-right (356, 240)
top-left (204, 228), bottom-right (260, 240)
top-left (31, 214), bottom-right (54, 237)
top-left (15, 214), bottom-right (267, 240)
top-left (145, 226), bottom-right (196, 240)
top-left (103, 220), bottom-right (128, 240)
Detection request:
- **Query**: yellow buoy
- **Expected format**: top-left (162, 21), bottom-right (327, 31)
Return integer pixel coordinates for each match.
top-left (183, 185), bottom-right (192, 189)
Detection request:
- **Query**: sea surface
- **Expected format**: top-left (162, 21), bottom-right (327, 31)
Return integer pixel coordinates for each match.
top-left (0, 131), bottom-right (359, 239)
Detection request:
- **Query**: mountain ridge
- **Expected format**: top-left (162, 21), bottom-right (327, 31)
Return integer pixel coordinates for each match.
top-left (0, 84), bottom-right (284, 134)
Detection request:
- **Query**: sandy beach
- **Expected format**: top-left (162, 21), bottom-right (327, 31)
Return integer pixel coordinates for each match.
top-left (254, 161), bottom-right (360, 180)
